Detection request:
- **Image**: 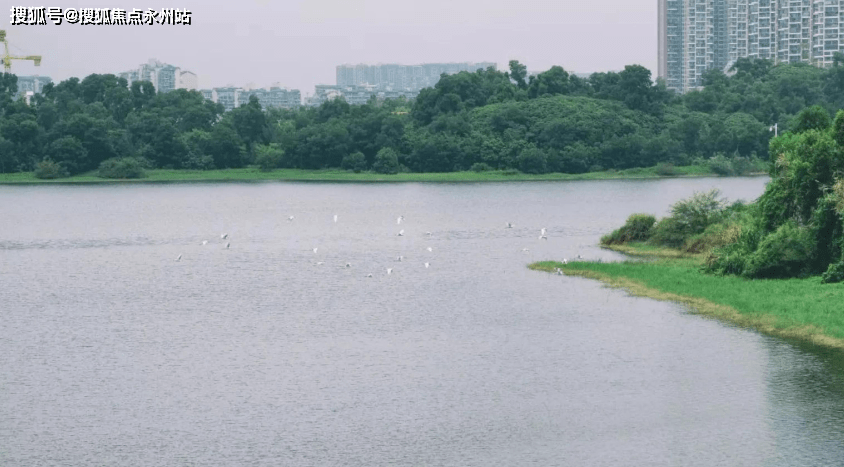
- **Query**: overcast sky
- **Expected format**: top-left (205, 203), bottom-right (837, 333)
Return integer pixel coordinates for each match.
top-left (3, 0), bottom-right (656, 95)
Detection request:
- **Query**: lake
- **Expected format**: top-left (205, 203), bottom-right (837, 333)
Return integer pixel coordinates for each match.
top-left (2, 177), bottom-right (844, 466)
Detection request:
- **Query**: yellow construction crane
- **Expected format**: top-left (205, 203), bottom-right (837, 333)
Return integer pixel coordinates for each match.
top-left (0, 30), bottom-right (41, 73)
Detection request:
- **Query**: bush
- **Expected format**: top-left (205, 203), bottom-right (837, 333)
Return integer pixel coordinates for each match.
top-left (601, 214), bottom-right (656, 245)
top-left (372, 147), bottom-right (400, 174)
top-left (654, 162), bottom-right (678, 176)
top-left (708, 153), bottom-right (735, 176)
top-left (33, 159), bottom-right (69, 179)
top-left (743, 222), bottom-right (814, 279)
top-left (501, 168), bottom-right (521, 176)
top-left (341, 151), bottom-right (368, 173)
top-left (254, 143), bottom-right (285, 172)
top-left (683, 222), bottom-right (742, 253)
top-left (97, 157), bottom-right (146, 179)
top-left (821, 261), bottom-right (844, 284)
top-left (470, 162), bottom-right (493, 172)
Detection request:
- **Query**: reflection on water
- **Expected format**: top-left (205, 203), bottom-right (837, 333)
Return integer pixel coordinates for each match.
top-left (2, 177), bottom-right (843, 466)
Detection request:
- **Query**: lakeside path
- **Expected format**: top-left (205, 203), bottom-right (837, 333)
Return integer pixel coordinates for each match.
top-left (530, 244), bottom-right (844, 351)
top-left (0, 165), bottom-right (745, 184)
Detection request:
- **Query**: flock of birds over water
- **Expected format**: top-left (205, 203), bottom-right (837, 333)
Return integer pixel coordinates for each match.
top-left (172, 215), bottom-right (582, 277)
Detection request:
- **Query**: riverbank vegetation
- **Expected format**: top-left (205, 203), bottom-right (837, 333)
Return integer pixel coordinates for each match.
top-left (600, 105), bottom-right (844, 283)
top-left (530, 107), bottom-right (844, 348)
top-left (530, 247), bottom-right (844, 349)
top-left (2, 57), bottom-right (842, 179)
top-left (0, 163), bottom-right (723, 184)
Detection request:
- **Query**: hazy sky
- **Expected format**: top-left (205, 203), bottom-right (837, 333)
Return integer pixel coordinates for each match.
top-left (4, 0), bottom-right (656, 94)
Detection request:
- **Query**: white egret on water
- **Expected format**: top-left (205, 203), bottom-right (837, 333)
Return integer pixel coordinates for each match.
top-left (425, 232), bottom-right (432, 236)
top-left (541, 228), bottom-right (546, 236)
top-left (317, 262), bottom-right (325, 265)
top-left (221, 233), bottom-right (228, 240)
top-left (562, 259), bottom-right (568, 264)
top-left (387, 268), bottom-right (393, 275)
top-left (397, 216), bottom-right (404, 225)
top-left (522, 248), bottom-right (530, 253)
top-left (397, 229), bottom-right (405, 237)
top-left (333, 214), bottom-right (338, 223)
top-left (396, 256), bottom-right (404, 262)
top-left (539, 228), bottom-right (547, 240)
top-left (506, 222), bottom-right (514, 228)
top-left (367, 273), bottom-right (373, 278)
top-left (426, 247), bottom-right (433, 252)
top-left (201, 240), bottom-right (208, 246)
top-left (313, 248), bottom-right (318, 254)
top-left (288, 216), bottom-right (294, 221)
top-left (577, 254), bottom-right (583, 259)
top-left (555, 268), bottom-right (563, 275)
top-left (424, 262), bottom-right (430, 268)
top-left (225, 243), bottom-right (231, 249)
top-left (175, 254), bottom-right (182, 262)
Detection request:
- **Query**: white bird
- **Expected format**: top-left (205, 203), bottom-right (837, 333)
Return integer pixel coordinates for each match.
top-left (426, 247), bottom-right (433, 252)
top-left (577, 254), bottom-right (583, 259)
top-left (175, 254), bottom-right (182, 262)
top-left (288, 216), bottom-right (294, 221)
top-left (522, 248), bottom-right (530, 253)
top-left (541, 228), bottom-right (546, 236)
top-left (397, 216), bottom-right (404, 225)
top-left (225, 242), bottom-right (231, 249)
top-left (397, 229), bottom-right (405, 237)
top-left (201, 240), bottom-right (208, 246)
top-left (387, 268), bottom-right (393, 275)
top-left (562, 258), bottom-right (568, 264)
top-left (313, 248), bottom-right (318, 254)
top-left (396, 256), bottom-right (404, 262)
top-left (424, 262), bottom-right (430, 268)
top-left (506, 222), bottom-right (514, 228)
top-left (345, 263), bottom-right (351, 268)
top-left (540, 235), bottom-right (548, 240)
top-left (333, 214), bottom-right (338, 223)
top-left (221, 233), bottom-right (228, 239)
top-left (425, 232), bottom-right (432, 236)
top-left (366, 273), bottom-right (373, 277)
top-left (317, 262), bottom-right (325, 265)
top-left (556, 268), bottom-right (563, 275)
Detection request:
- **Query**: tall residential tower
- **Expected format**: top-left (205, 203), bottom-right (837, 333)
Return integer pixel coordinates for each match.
top-left (659, 0), bottom-right (844, 93)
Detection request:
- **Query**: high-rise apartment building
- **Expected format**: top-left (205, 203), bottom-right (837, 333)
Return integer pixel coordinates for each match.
top-left (659, 0), bottom-right (844, 93)
top-left (117, 59), bottom-right (198, 93)
top-left (335, 62), bottom-right (496, 91)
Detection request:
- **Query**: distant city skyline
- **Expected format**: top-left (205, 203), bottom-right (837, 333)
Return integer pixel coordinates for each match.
top-left (3, 0), bottom-right (656, 94)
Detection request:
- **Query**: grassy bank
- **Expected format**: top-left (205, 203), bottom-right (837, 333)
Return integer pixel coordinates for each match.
top-left (0, 164), bottom-right (728, 185)
top-left (530, 244), bottom-right (844, 350)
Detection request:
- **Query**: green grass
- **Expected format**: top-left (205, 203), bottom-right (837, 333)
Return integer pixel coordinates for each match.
top-left (0, 164), bottom-right (736, 185)
top-left (530, 244), bottom-right (844, 350)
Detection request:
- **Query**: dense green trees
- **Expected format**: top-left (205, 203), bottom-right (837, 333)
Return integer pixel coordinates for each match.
top-left (3, 58), bottom-right (844, 177)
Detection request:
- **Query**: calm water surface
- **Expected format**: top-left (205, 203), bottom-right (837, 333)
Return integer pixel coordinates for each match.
top-left (2, 177), bottom-right (844, 466)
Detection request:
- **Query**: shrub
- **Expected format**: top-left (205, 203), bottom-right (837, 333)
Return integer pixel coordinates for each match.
top-left (372, 147), bottom-right (400, 174)
top-left (33, 159), bottom-right (69, 179)
top-left (743, 222), bottom-right (814, 279)
top-left (649, 217), bottom-right (689, 248)
top-left (501, 168), bottom-right (520, 176)
top-left (601, 214), bottom-right (656, 245)
top-left (97, 157), bottom-right (146, 179)
top-left (654, 162), bottom-right (678, 176)
top-left (254, 143), bottom-right (285, 172)
top-left (341, 151), bottom-right (367, 173)
top-left (821, 261), bottom-right (844, 284)
top-left (708, 153), bottom-right (734, 176)
top-left (470, 162), bottom-right (493, 172)
top-left (683, 222), bottom-right (741, 253)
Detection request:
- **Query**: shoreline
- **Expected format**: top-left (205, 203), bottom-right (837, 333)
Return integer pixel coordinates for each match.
top-left (0, 166), bottom-right (769, 185)
top-left (529, 245), bottom-right (844, 351)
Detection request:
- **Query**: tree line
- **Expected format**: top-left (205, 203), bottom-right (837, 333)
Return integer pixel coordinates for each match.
top-left (4, 57), bottom-right (844, 177)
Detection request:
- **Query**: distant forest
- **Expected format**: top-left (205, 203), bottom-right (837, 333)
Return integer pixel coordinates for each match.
top-left (3, 57), bottom-right (844, 177)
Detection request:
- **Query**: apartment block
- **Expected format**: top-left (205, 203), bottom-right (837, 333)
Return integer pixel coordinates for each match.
top-left (335, 62), bottom-right (496, 91)
top-left (117, 59), bottom-right (197, 92)
top-left (659, 0), bottom-right (844, 92)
